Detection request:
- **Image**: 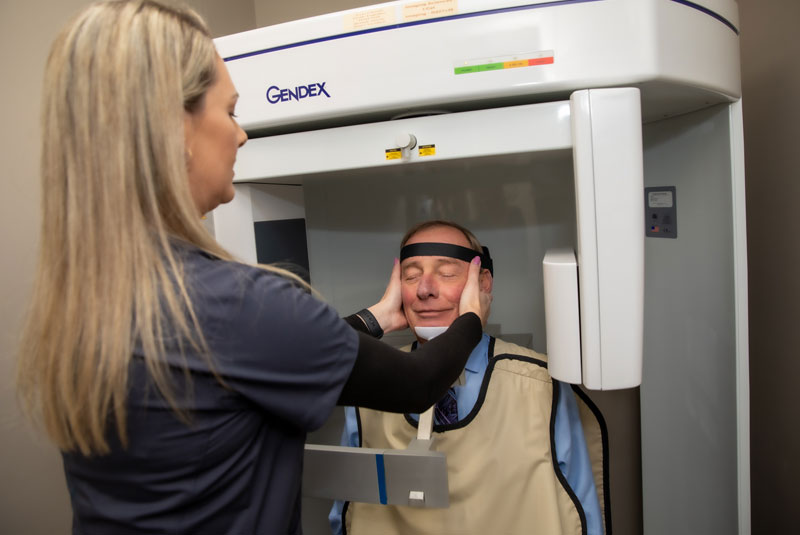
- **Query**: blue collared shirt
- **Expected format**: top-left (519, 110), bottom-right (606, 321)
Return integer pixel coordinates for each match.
top-left (329, 334), bottom-right (602, 535)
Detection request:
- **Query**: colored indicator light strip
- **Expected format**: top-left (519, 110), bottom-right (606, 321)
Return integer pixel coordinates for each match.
top-left (454, 56), bottom-right (554, 75)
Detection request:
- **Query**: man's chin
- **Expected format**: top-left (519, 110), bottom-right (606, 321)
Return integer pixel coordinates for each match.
top-left (410, 317), bottom-right (456, 329)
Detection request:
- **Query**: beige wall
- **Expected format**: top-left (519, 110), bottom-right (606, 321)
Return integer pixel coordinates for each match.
top-left (739, 1), bottom-right (800, 533)
top-left (1, 3), bottom-right (91, 532)
top-left (255, 0), bottom-right (370, 27)
top-left (187, 0), bottom-right (256, 39)
top-left (0, 1), bottom-right (255, 533)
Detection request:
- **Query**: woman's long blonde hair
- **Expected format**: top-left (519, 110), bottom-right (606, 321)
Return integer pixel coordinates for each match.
top-left (16, 0), bottom-right (291, 456)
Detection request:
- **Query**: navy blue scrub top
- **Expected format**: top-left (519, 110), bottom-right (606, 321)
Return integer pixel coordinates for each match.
top-left (62, 246), bottom-right (359, 535)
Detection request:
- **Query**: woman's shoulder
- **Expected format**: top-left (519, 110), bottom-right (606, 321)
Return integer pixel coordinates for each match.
top-left (176, 246), bottom-right (308, 322)
top-left (181, 246), bottom-right (291, 291)
top-left (181, 247), bottom-right (325, 335)
top-left (180, 246), bottom-right (357, 368)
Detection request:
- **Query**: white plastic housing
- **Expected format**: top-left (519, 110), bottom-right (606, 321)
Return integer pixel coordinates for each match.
top-left (543, 249), bottom-right (582, 385)
top-left (571, 88), bottom-right (644, 390)
top-left (215, 0), bottom-right (741, 133)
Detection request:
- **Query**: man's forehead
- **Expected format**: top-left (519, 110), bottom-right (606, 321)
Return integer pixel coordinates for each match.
top-left (407, 224), bottom-right (470, 245)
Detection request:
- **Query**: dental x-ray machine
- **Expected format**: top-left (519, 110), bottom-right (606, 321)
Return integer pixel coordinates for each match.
top-left (212, 1), bottom-right (749, 533)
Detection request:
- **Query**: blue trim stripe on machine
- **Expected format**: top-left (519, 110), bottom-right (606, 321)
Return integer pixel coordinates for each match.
top-left (223, 0), bottom-right (738, 63)
top-left (670, 0), bottom-right (739, 34)
top-left (375, 453), bottom-right (388, 505)
top-left (223, 0), bottom-right (603, 62)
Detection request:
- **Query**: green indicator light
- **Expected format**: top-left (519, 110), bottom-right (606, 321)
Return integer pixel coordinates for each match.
top-left (454, 66), bottom-right (478, 75)
top-left (454, 62), bottom-right (508, 75)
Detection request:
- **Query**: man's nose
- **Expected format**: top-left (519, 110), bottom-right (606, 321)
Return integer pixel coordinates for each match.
top-left (417, 274), bottom-right (438, 298)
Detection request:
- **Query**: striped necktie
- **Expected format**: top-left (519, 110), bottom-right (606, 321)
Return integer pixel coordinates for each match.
top-left (434, 387), bottom-right (459, 425)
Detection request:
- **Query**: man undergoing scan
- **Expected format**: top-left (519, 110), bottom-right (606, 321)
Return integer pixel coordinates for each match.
top-left (330, 220), bottom-right (609, 535)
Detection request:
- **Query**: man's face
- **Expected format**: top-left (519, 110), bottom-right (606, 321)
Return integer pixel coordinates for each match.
top-left (400, 225), bottom-right (475, 333)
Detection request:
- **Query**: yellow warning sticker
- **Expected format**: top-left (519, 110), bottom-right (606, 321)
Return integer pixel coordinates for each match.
top-left (385, 148), bottom-right (402, 160)
top-left (344, 6), bottom-right (396, 32)
top-left (419, 144), bottom-right (436, 157)
top-left (403, 0), bottom-right (458, 23)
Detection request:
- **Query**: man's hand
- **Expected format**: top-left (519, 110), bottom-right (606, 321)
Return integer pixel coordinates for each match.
top-left (367, 259), bottom-right (409, 334)
top-left (459, 257), bottom-right (492, 326)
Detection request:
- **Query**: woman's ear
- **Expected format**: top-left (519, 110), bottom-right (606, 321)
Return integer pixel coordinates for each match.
top-left (479, 270), bottom-right (493, 293)
top-left (183, 112), bottom-right (195, 159)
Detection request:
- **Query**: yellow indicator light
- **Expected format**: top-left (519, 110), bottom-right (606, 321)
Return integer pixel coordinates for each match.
top-left (503, 60), bottom-right (528, 69)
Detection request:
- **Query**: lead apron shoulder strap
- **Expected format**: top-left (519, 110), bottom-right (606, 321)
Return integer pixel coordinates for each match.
top-left (346, 339), bottom-right (587, 535)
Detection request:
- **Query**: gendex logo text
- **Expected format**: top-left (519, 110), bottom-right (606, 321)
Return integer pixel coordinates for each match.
top-left (266, 82), bottom-right (330, 104)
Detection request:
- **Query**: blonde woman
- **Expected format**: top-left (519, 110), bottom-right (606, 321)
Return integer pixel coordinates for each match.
top-left (16, 1), bottom-right (490, 533)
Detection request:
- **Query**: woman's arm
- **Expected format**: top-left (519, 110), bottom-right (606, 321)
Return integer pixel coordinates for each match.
top-left (337, 312), bottom-right (481, 412)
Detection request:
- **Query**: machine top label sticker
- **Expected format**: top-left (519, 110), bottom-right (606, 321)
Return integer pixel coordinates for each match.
top-left (403, 0), bottom-right (458, 23)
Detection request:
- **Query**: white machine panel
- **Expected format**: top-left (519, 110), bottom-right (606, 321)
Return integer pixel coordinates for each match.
top-left (543, 249), bottom-right (582, 384)
top-left (215, 0), bottom-right (741, 132)
top-left (233, 101), bottom-right (571, 182)
top-left (571, 87), bottom-right (644, 390)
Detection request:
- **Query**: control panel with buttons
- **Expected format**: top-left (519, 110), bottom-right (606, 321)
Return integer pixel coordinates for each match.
top-left (645, 186), bottom-right (677, 239)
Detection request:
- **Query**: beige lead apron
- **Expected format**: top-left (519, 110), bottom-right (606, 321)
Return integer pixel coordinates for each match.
top-left (345, 339), bottom-right (608, 535)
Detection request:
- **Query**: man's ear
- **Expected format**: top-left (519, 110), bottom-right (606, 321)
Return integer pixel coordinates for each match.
top-left (479, 270), bottom-right (493, 293)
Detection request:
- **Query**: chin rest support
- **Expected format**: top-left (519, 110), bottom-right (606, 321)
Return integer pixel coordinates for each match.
top-left (302, 406), bottom-right (448, 508)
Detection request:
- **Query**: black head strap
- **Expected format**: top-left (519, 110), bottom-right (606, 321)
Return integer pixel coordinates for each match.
top-left (400, 242), bottom-right (493, 276)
